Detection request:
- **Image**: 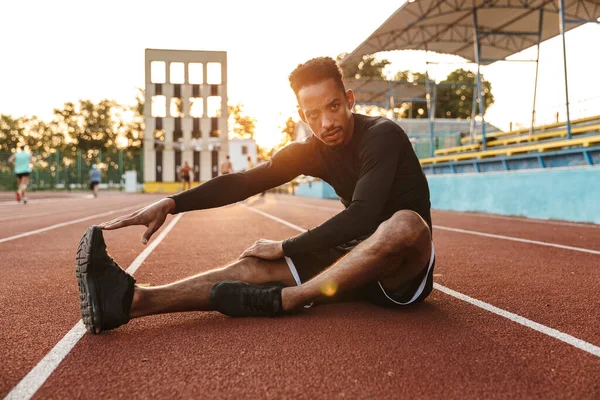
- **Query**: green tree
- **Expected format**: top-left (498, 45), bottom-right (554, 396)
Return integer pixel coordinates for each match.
top-left (228, 103), bottom-right (256, 140)
top-left (0, 114), bottom-right (25, 152)
top-left (394, 70), bottom-right (428, 83)
top-left (435, 68), bottom-right (494, 119)
top-left (337, 53), bottom-right (390, 80)
top-left (395, 68), bottom-right (494, 119)
top-left (53, 99), bottom-right (121, 151)
top-left (114, 88), bottom-right (144, 151)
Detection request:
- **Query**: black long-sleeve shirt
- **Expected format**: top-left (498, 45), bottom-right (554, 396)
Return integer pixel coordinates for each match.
top-left (170, 113), bottom-right (431, 257)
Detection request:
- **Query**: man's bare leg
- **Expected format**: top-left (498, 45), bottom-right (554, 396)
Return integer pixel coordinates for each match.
top-left (281, 210), bottom-right (432, 311)
top-left (130, 257), bottom-right (296, 318)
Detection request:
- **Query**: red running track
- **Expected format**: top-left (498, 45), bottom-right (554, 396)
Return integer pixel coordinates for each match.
top-left (1, 193), bottom-right (599, 399)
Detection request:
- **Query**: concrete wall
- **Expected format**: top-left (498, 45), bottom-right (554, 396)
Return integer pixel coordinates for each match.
top-left (295, 180), bottom-right (338, 199)
top-left (427, 166), bottom-right (600, 224)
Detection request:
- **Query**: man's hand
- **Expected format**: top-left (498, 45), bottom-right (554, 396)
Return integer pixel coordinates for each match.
top-left (99, 198), bottom-right (176, 244)
top-left (239, 239), bottom-right (284, 260)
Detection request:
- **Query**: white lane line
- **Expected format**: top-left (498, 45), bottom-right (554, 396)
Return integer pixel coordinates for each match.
top-left (0, 211), bottom-right (57, 222)
top-left (240, 204), bottom-right (307, 232)
top-left (0, 203), bottom-right (147, 244)
top-left (271, 201), bottom-right (600, 256)
top-left (437, 211), bottom-right (600, 229)
top-left (433, 225), bottom-right (600, 256)
top-left (0, 196), bottom-right (90, 207)
top-left (4, 213), bottom-right (184, 400)
top-left (242, 205), bottom-right (600, 358)
top-left (0, 206), bottom-right (96, 222)
top-left (434, 284), bottom-right (600, 357)
top-left (270, 201), bottom-right (341, 213)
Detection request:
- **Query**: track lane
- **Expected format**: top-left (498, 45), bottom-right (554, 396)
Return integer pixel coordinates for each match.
top-left (32, 203), bottom-right (600, 399)
top-left (0, 196), bottom-right (166, 396)
top-left (0, 194), bottom-right (164, 237)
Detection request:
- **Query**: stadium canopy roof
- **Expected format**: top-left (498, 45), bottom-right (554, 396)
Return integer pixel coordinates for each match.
top-left (344, 78), bottom-right (427, 107)
top-left (341, 0), bottom-right (600, 66)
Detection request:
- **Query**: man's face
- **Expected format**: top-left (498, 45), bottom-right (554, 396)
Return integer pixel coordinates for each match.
top-left (297, 78), bottom-right (354, 147)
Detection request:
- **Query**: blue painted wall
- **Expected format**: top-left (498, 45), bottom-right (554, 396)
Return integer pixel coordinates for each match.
top-left (295, 180), bottom-right (338, 199)
top-left (427, 166), bottom-right (600, 224)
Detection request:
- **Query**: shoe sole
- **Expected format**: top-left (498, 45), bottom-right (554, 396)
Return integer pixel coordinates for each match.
top-left (75, 226), bottom-right (102, 334)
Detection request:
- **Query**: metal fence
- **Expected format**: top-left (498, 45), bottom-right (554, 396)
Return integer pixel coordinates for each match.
top-left (0, 149), bottom-right (144, 191)
top-left (409, 131), bottom-right (464, 159)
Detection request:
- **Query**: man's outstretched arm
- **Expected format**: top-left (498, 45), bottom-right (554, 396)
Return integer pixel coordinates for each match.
top-left (101, 142), bottom-right (311, 243)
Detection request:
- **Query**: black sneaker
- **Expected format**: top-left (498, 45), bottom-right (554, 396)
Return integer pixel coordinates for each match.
top-left (75, 226), bottom-right (136, 334)
top-left (210, 280), bottom-right (285, 317)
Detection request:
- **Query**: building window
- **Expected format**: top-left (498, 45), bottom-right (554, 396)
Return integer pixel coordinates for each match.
top-left (151, 61), bottom-right (166, 83)
top-left (241, 145), bottom-right (248, 155)
top-left (192, 118), bottom-right (201, 139)
top-left (207, 96), bottom-right (221, 118)
top-left (188, 63), bottom-right (203, 84)
top-left (189, 97), bottom-right (203, 118)
top-left (170, 98), bottom-right (184, 117)
top-left (170, 62), bottom-right (185, 84)
top-left (151, 95), bottom-right (166, 118)
top-left (174, 118), bottom-right (183, 141)
top-left (210, 118), bottom-right (220, 137)
top-left (207, 62), bottom-right (221, 84)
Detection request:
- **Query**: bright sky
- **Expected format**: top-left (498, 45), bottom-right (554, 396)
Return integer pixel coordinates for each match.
top-left (1, 1), bottom-right (599, 148)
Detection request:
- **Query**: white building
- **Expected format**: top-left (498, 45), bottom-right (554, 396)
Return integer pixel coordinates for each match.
top-left (143, 49), bottom-right (229, 191)
top-left (228, 138), bottom-right (257, 172)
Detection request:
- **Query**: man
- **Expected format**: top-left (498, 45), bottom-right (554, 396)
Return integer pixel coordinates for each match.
top-left (179, 161), bottom-right (193, 191)
top-left (220, 155), bottom-right (233, 175)
top-left (76, 57), bottom-right (434, 334)
top-left (89, 164), bottom-right (101, 198)
top-left (8, 145), bottom-right (33, 204)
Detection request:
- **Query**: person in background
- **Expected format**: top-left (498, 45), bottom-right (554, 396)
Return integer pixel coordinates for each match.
top-left (220, 155), bottom-right (233, 175)
top-left (8, 145), bottom-right (34, 204)
top-left (246, 155), bottom-right (256, 170)
top-left (89, 164), bottom-right (102, 198)
top-left (179, 161), bottom-right (193, 191)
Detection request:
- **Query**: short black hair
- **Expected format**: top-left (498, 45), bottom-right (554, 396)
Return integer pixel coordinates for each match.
top-left (289, 57), bottom-right (346, 97)
top-left (20, 145), bottom-right (25, 150)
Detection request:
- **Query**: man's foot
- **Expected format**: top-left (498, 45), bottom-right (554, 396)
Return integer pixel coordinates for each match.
top-left (75, 226), bottom-right (135, 334)
top-left (210, 281), bottom-right (285, 317)
top-left (22, 196), bottom-right (27, 205)
top-left (15, 191), bottom-right (21, 202)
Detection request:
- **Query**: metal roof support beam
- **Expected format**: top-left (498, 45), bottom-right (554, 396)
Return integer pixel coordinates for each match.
top-left (479, 30), bottom-right (540, 36)
top-left (472, 7), bottom-right (487, 150)
top-left (559, 0), bottom-right (572, 140)
top-left (480, 58), bottom-right (538, 63)
top-left (531, 9), bottom-right (544, 137)
top-left (425, 56), bottom-right (436, 157)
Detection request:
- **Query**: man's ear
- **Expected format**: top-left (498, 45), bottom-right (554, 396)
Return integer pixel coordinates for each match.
top-left (297, 108), bottom-right (307, 123)
top-left (346, 89), bottom-right (355, 109)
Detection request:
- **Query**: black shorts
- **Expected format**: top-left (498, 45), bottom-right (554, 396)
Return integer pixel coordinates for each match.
top-left (182, 175), bottom-right (190, 182)
top-left (285, 241), bottom-right (435, 308)
top-left (89, 181), bottom-right (99, 190)
top-left (16, 173), bottom-right (30, 179)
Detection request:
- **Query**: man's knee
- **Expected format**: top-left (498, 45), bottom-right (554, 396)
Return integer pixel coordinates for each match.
top-left (372, 210), bottom-right (430, 256)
